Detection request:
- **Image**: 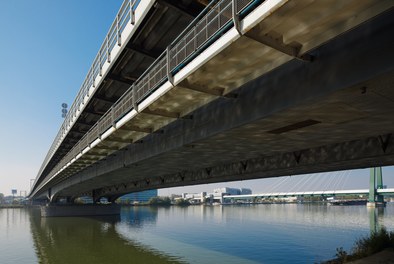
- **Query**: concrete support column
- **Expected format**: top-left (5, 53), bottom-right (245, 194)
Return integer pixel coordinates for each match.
top-left (367, 167), bottom-right (385, 207)
top-left (92, 189), bottom-right (101, 204)
top-left (376, 167), bottom-right (384, 204)
top-left (107, 196), bottom-right (119, 204)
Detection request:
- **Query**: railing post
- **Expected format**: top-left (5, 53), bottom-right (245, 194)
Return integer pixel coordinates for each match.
top-left (91, 71), bottom-right (95, 88)
top-left (111, 107), bottom-right (116, 128)
top-left (130, 0), bottom-right (135, 25)
top-left (166, 46), bottom-right (174, 86)
top-left (99, 50), bottom-right (103, 77)
top-left (232, 0), bottom-right (242, 35)
top-left (194, 26), bottom-right (197, 50)
top-left (86, 86), bottom-right (89, 98)
top-left (106, 35), bottom-right (111, 63)
top-left (117, 14), bottom-right (121, 46)
top-left (132, 85), bottom-right (138, 112)
top-left (218, 2), bottom-right (221, 28)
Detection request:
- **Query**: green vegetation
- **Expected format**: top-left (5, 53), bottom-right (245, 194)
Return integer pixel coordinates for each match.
top-left (148, 196), bottom-right (171, 206)
top-left (325, 228), bottom-right (394, 263)
top-left (174, 198), bottom-right (190, 206)
top-left (0, 193), bottom-right (4, 204)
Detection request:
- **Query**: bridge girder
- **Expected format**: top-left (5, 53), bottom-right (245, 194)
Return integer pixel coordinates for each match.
top-left (32, 3), bottom-right (394, 199)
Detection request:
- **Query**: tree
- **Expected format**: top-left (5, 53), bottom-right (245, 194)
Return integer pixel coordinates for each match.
top-left (0, 193), bottom-right (4, 204)
top-left (148, 196), bottom-right (171, 206)
top-left (175, 198), bottom-right (190, 206)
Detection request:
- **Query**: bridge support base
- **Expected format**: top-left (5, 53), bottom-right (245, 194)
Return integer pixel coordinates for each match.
top-left (40, 204), bottom-right (120, 217)
top-left (366, 202), bottom-right (386, 208)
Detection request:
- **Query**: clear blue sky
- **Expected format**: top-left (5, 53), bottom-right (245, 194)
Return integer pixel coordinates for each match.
top-left (0, 1), bottom-right (392, 196)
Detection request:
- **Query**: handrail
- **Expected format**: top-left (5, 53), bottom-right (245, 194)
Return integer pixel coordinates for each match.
top-left (32, 0), bottom-right (262, 196)
top-left (169, 0), bottom-right (219, 48)
top-left (33, 0), bottom-right (141, 189)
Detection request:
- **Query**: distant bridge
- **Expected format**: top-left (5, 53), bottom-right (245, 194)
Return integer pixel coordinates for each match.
top-left (224, 168), bottom-right (392, 206)
top-left (224, 188), bottom-right (394, 200)
top-left (30, 0), bottom-right (394, 203)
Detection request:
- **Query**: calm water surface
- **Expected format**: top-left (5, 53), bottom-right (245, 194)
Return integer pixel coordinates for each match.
top-left (1, 203), bottom-right (393, 264)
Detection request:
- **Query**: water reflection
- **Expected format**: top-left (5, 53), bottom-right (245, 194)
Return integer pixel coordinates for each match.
top-left (121, 206), bottom-right (158, 228)
top-left (0, 208), bottom-right (37, 264)
top-left (29, 207), bottom-right (180, 264)
top-left (116, 206), bottom-right (259, 264)
top-left (1, 204), bottom-right (393, 264)
top-left (116, 204), bottom-right (394, 264)
top-left (368, 207), bottom-right (386, 233)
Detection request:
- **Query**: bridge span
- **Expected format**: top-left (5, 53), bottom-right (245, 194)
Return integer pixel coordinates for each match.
top-left (223, 188), bottom-right (394, 200)
top-left (30, 0), bottom-right (394, 203)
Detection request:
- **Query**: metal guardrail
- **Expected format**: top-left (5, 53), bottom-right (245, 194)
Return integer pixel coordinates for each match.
top-left (34, 0), bottom-right (261, 195)
top-left (34, 0), bottom-right (141, 186)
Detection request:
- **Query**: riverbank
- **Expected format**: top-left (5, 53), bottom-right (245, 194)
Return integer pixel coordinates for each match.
top-left (324, 228), bottom-right (394, 263)
top-left (324, 249), bottom-right (394, 264)
top-left (348, 249), bottom-right (394, 264)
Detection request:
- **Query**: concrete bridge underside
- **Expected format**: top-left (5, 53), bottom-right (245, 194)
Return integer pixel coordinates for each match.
top-left (34, 2), bottom-right (394, 201)
top-left (37, 0), bottom-right (206, 188)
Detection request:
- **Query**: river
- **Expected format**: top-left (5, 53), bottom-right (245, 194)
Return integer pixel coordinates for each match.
top-left (1, 203), bottom-right (393, 264)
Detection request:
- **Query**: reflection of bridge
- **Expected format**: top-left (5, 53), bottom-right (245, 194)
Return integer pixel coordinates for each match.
top-left (30, 0), bottom-right (394, 205)
top-left (28, 208), bottom-right (180, 263)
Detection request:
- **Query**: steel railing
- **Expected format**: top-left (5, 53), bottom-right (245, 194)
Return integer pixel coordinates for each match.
top-left (33, 0), bottom-right (261, 196)
top-left (34, 0), bottom-right (141, 187)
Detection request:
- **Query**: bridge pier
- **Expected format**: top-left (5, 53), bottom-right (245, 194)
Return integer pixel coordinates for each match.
top-left (39, 190), bottom-right (121, 217)
top-left (367, 167), bottom-right (385, 208)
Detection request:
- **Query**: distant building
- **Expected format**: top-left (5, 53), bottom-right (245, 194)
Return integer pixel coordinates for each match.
top-left (213, 187), bottom-right (252, 195)
top-left (214, 187), bottom-right (240, 195)
top-left (179, 187), bottom-right (253, 204)
top-left (240, 188), bottom-right (252, 195)
top-left (119, 189), bottom-right (158, 203)
top-left (181, 192), bottom-right (206, 203)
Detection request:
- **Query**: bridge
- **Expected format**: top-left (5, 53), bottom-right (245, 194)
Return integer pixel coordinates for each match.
top-left (223, 188), bottom-right (394, 200)
top-left (219, 168), bottom-right (392, 206)
top-left (30, 0), bottom-right (394, 205)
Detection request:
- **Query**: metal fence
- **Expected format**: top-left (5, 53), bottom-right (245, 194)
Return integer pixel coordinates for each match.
top-left (34, 0), bottom-right (140, 184)
top-left (34, 0), bottom-right (260, 194)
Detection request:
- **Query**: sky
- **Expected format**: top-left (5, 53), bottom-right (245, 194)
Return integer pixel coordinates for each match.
top-left (0, 1), bottom-right (393, 197)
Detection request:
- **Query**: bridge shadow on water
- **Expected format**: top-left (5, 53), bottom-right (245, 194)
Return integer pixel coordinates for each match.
top-left (28, 206), bottom-right (181, 264)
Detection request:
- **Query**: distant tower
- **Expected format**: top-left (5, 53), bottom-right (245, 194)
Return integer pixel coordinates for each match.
top-left (61, 103), bottom-right (68, 118)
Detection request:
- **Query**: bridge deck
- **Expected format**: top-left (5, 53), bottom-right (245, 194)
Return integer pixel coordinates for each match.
top-left (224, 188), bottom-right (394, 199)
top-left (32, 0), bottom-right (206, 193)
top-left (31, 0), bottom-right (394, 200)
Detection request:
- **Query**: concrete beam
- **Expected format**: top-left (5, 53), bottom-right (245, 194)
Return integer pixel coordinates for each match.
top-left (106, 137), bottom-right (132, 144)
top-left (107, 73), bottom-right (136, 85)
top-left (77, 133), bottom-right (394, 198)
top-left (95, 145), bottom-right (120, 151)
top-left (142, 108), bottom-right (180, 119)
top-left (118, 125), bottom-right (152, 134)
top-left (157, 0), bottom-right (195, 20)
top-left (93, 95), bottom-right (118, 105)
top-left (125, 43), bottom-right (158, 60)
top-left (75, 120), bottom-right (97, 127)
top-left (83, 110), bottom-right (104, 117)
top-left (35, 9), bottom-right (394, 199)
top-left (84, 152), bottom-right (107, 157)
top-left (178, 80), bottom-right (224, 96)
top-left (245, 28), bottom-right (313, 61)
